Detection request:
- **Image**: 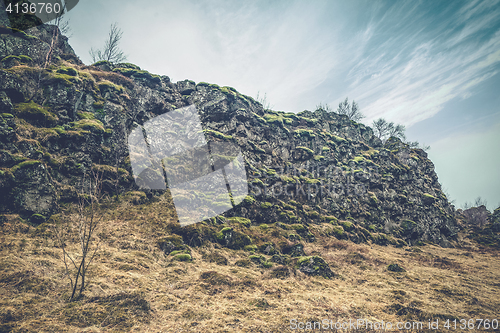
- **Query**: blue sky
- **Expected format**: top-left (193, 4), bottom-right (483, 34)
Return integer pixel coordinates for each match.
top-left (61, 0), bottom-right (500, 210)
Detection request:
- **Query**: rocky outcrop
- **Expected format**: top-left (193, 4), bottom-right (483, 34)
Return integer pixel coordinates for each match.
top-left (460, 206), bottom-right (500, 248)
top-left (297, 256), bottom-right (334, 278)
top-left (0, 24), bottom-right (459, 246)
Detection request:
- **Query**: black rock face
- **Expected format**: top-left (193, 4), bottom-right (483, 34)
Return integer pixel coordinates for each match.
top-left (0, 23), bottom-right (460, 246)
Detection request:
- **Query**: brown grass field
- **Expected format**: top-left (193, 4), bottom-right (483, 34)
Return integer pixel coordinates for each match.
top-left (1, 194), bottom-right (499, 332)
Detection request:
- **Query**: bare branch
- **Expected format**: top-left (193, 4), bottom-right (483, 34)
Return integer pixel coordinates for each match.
top-left (255, 91), bottom-right (274, 111)
top-left (89, 23), bottom-right (127, 64)
top-left (372, 117), bottom-right (429, 151)
top-left (53, 169), bottom-right (105, 301)
top-left (336, 98), bottom-right (364, 122)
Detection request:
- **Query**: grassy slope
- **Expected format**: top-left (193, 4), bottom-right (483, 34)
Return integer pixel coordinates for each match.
top-left (0, 194), bottom-right (499, 332)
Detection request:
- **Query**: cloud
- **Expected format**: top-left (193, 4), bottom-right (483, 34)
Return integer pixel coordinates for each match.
top-left (64, 0), bottom-right (500, 123)
top-left (60, 0), bottom-right (499, 209)
top-left (334, 1), bottom-right (500, 126)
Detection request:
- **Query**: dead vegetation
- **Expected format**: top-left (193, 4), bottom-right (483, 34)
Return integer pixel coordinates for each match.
top-left (1, 194), bottom-right (499, 332)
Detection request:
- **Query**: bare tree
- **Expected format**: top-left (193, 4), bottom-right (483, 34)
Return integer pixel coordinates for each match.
top-left (372, 118), bottom-right (429, 151)
top-left (53, 170), bottom-right (105, 301)
top-left (26, 3), bottom-right (71, 102)
top-left (388, 123), bottom-right (406, 140)
top-left (474, 196), bottom-right (487, 207)
top-left (336, 97), bottom-right (364, 122)
top-left (406, 140), bottom-right (430, 151)
top-left (89, 23), bottom-right (127, 64)
top-left (442, 187), bottom-right (456, 205)
top-left (372, 118), bottom-right (405, 142)
top-left (372, 118), bottom-right (391, 141)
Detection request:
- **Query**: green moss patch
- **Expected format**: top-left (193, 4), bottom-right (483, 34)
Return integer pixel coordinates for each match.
top-left (76, 112), bottom-right (96, 120)
top-left (248, 140), bottom-right (266, 154)
top-left (220, 86), bottom-right (237, 96)
top-left (294, 129), bottom-right (315, 139)
top-left (374, 233), bottom-right (396, 246)
top-left (339, 220), bottom-right (354, 231)
top-left (352, 156), bottom-right (365, 163)
top-left (331, 226), bottom-right (345, 239)
top-left (71, 119), bottom-right (105, 133)
top-left (203, 129), bottom-right (233, 140)
top-left (98, 80), bottom-right (125, 93)
top-left (243, 195), bottom-right (256, 205)
top-left (45, 71), bottom-right (80, 86)
top-left (244, 244), bottom-right (258, 252)
top-left (295, 114), bottom-right (318, 126)
top-left (173, 253), bottom-right (192, 262)
top-left (323, 216), bottom-right (338, 223)
top-left (401, 220), bottom-right (417, 233)
top-left (116, 62), bottom-right (141, 70)
top-left (157, 235), bottom-right (186, 254)
top-left (29, 213), bottom-right (46, 225)
top-left (1, 55), bottom-right (32, 66)
top-left (296, 146), bottom-right (314, 155)
top-left (260, 202), bottom-right (272, 209)
top-left (249, 255), bottom-right (273, 268)
top-left (112, 68), bottom-right (161, 83)
top-left (422, 193), bottom-right (436, 204)
top-left (296, 256), bottom-right (334, 278)
top-left (332, 135), bottom-right (346, 143)
top-left (14, 101), bottom-right (58, 126)
top-left (56, 66), bottom-right (78, 76)
top-left (227, 217), bottom-right (251, 227)
top-left (263, 114), bottom-right (281, 124)
top-left (11, 160), bottom-right (42, 173)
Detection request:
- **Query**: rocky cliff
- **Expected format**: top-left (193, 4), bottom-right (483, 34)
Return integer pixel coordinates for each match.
top-left (0, 24), bottom-right (459, 247)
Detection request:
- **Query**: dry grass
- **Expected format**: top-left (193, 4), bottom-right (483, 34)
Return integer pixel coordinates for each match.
top-left (1, 196), bottom-right (499, 332)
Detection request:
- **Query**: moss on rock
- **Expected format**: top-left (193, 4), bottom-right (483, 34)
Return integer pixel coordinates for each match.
top-left (56, 66), bottom-right (78, 76)
top-left (296, 256), bottom-right (334, 278)
top-left (14, 102), bottom-right (58, 126)
top-left (71, 119), bottom-right (105, 133)
top-left (227, 216), bottom-right (251, 227)
top-left (173, 253), bottom-right (192, 262)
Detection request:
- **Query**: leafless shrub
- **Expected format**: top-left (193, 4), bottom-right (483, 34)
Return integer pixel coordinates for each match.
top-left (315, 98), bottom-right (364, 122)
top-left (89, 23), bottom-right (127, 64)
top-left (52, 170), bottom-right (105, 301)
top-left (256, 91), bottom-right (274, 111)
top-left (336, 97), bottom-right (364, 122)
top-left (372, 117), bottom-right (430, 151)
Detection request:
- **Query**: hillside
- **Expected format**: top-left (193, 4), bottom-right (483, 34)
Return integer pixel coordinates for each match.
top-left (1, 24), bottom-right (500, 332)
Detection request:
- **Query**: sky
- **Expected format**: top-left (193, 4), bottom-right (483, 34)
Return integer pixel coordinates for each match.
top-left (60, 0), bottom-right (500, 210)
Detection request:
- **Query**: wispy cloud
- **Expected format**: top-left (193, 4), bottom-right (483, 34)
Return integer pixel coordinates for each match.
top-left (65, 0), bottom-right (499, 124)
top-left (336, 1), bottom-right (500, 126)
